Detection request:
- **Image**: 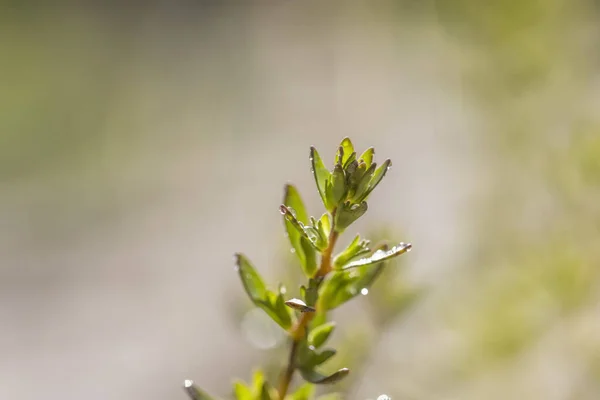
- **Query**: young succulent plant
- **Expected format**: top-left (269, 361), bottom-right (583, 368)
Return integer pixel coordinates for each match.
top-left (184, 138), bottom-right (412, 400)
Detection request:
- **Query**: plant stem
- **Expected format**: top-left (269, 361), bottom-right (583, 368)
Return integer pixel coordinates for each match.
top-left (277, 209), bottom-right (339, 399)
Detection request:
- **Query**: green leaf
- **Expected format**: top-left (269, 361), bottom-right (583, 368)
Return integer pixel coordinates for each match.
top-left (184, 381), bottom-right (214, 400)
top-left (285, 383), bottom-right (315, 400)
top-left (259, 381), bottom-right (277, 400)
top-left (283, 184), bottom-right (309, 223)
top-left (335, 137), bottom-right (354, 166)
top-left (308, 322), bottom-right (336, 348)
top-left (233, 381), bottom-right (253, 400)
top-left (351, 162), bottom-right (376, 202)
top-left (280, 205), bottom-right (309, 241)
top-left (312, 348), bottom-right (336, 366)
top-left (330, 164), bottom-right (347, 205)
top-left (347, 160), bottom-right (366, 198)
top-left (305, 223), bottom-right (327, 251)
top-left (310, 147), bottom-right (331, 209)
top-left (318, 213), bottom-right (331, 238)
top-left (343, 151), bottom-right (356, 169)
top-left (258, 290), bottom-right (294, 330)
top-left (318, 245), bottom-right (395, 310)
top-left (358, 147), bottom-right (374, 167)
top-left (355, 159), bottom-right (391, 203)
top-left (334, 201), bottom-right (368, 232)
top-left (299, 368), bottom-right (350, 385)
top-left (303, 278), bottom-right (320, 307)
top-left (324, 179), bottom-right (336, 212)
top-left (235, 254), bottom-right (293, 329)
top-left (342, 242), bottom-right (412, 269)
top-left (297, 341), bottom-right (337, 369)
top-left (283, 184), bottom-right (316, 273)
top-left (300, 236), bottom-right (318, 276)
top-left (235, 254), bottom-right (267, 302)
top-left (332, 235), bottom-right (371, 269)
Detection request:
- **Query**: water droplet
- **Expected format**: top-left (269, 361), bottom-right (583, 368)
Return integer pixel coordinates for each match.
top-left (361, 288), bottom-right (369, 295)
top-left (279, 205), bottom-right (287, 215)
top-left (184, 380), bottom-right (194, 388)
top-left (310, 169), bottom-right (315, 174)
top-left (290, 248), bottom-right (296, 254)
top-left (377, 395), bottom-right (391, 400)
top-left (280, 286), bottom-right (287, 294)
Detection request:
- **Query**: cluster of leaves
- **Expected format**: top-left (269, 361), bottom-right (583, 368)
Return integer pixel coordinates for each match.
top-left (184, 138), bottom-right (412, 400)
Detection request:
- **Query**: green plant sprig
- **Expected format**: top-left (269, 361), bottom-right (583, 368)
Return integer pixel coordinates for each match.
top-left (184, 137), bottom-right (412, 400)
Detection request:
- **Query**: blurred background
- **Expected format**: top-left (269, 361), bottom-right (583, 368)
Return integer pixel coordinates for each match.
top-left (2, 1), bottom-right (600, 399)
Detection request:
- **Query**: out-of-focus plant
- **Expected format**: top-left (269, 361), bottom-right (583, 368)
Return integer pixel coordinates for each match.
top-left (183, 138), bottom-right (413, 400)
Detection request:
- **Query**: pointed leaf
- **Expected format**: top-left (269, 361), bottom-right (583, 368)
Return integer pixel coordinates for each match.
top-left (343, 151), bottom-right (356, 169)
top-left (334, 201), bottom-right (368, 232)
top-left (319, 213), bottom-right (331, 238)
top-left (258, 290), bottom-right (294, 329)
top-left (300, 236), bottom-right (318, 276)
top-left (337, 137), bottom-right (354, 166)
top-left (332, 235), bottom-right (371, 269)
top-left (233, 381), bottom-right (252, 400)
top-left (318, 245), bottom-right (395, 310)
top-left (251, 370), bottom-right (265, 394)
top-left (283, 184), bottom-right (309, 223)
top-left (310, 147), bottom-right (331, 208)
top-left (345, 159), bottom-right (358, 181)
top-left (280, 206), bottom-right (309, 242)
top-left (342, 242), bottom-right (412, 269)
top-left (299, 368), bottom-right (350, 385)
top-left (358, 147), bottom-right (374, 167)
top-left (283, 184), bottom-right (314, 270)
top-left (351, 162), bottom-right (376, 202)
top-left (324, 179), bottom-right (336, 212)
top-left (297, 342), bottom-right (336, 369)
top-left (356, 159), bottom-right (391, 202)
top-left (286, 383), bottom-right (315, 400)
top-left (346, 161), bottom-right (365, 198)
top-left (308, 322), bottom-right (336, 348)
top-left (330, 164), bottom-right (347, 205)
top-left (235, 254), bottom-right (267, 302)
top-left (259, 381), bottom-right (277, 400)
top-left (312, 348), bottom-right (336, 366)
top-left (184, 381), bottom-right (214, 400)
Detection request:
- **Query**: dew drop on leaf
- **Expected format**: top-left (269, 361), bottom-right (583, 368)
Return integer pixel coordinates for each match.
top-left (360, 288), bottom-right (369, 295)
top-left (290, 248), bottom-right (296, 254)
top-left (184, 380), bottom-right (193, 388)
